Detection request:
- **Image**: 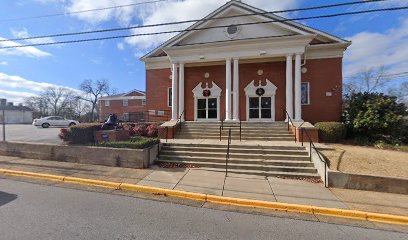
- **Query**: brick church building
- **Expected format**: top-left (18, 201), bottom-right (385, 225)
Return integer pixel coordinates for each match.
top-left (141, 0), bottom-right (350, 123)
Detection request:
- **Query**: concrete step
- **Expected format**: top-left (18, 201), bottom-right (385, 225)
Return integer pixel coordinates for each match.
top-left (174, 136), bottom-right (296, 141)
top-left (193, 167), bottom-right (321, 179)
top-left (161, 145), bottom-right (306, 154)
top-left (156, 160), bottom-right (317, 173)
top-left (160, 151), bottom-right (310, 162)
top-left (161, 143), bottom-right (305, 151)
top-left (160, 148), bottom-right (308, 157)
top-left (158, 155), bottom-right (313, 166)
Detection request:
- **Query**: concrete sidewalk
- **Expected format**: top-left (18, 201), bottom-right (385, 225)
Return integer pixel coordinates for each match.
top-left (1, 155), bottom-right (407, 217)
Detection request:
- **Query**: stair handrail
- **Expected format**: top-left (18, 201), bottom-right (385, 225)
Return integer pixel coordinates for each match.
top-left (176, 110), bottom-right (185, 130)
top-left (284, 110), bottom-right (297, 142)
top-left (301, 127), bottom-right (328, 187)
top-left (225, 127), bottom-right (232, 177)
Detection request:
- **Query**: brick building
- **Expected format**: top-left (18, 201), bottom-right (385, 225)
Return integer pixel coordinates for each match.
top-left (141, 1), bottom-right (351, 124)
top-left (98, 90), bottom-right (147, 121)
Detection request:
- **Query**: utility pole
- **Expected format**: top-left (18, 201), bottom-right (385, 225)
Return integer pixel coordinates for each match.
top-left (1, 99), bottom-right (6, 142)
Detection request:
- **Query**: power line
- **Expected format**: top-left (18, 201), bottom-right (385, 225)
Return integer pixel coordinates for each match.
top-left (0, 0), bottom-right (169, 23)
top-left (345, 71), bottom-right (408, 79)
top-left (1, 5), bottom-right (407, 49)
top-left (0, 0), bottom-right (388, 43)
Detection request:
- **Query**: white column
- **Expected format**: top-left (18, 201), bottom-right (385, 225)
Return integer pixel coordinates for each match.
top-left (171, 63), bottom-right (178, 120)
top-left (225, 58), bottom-right (232, 121)
top-left (294, 53), bottom-right (302, 121)
top-left (233, 58), bottom-right (239, 121)
top-left (178, 62), bottom-right (185, 121)
top-left (285, 54), bottom-right (293, 121)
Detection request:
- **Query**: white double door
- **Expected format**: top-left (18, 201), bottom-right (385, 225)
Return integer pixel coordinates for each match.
top-left (248, 96), bottom-right (275, 121)
top-left (196, 97), bottom-right (218, 120)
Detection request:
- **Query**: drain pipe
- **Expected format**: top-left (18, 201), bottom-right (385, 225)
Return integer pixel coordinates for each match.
top-left (301, 45), bottom-right (309, 67)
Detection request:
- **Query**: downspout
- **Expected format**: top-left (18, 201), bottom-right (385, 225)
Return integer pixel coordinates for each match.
top-left (301, 44), bottom-right (309, 66)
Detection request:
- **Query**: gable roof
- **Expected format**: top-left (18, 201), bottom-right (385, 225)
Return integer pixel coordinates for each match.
top-left (99, 89), bottom-right (146, 100)
top-left (141, 0), bottom-right (350, 60)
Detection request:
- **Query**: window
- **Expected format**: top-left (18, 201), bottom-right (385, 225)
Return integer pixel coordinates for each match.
top-left (123, 99), bottom-right (129, 107)
top-left (142, 99), bottom-right (146, 106)
top-left (168, 87), bottom-right (172, 107)
top-left (105, 100), bottom-right (110, 107)
top-left (301, 82), bottom-right (310, 105)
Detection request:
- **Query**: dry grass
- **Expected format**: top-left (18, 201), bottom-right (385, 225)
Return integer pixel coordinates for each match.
top-left (319, 144), bottom-right (408, 178)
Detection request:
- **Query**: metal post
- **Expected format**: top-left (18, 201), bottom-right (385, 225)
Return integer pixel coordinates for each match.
top-left (166, 127), bottom-right (168, 143)
top-left (219, 126), bottom-right (222, 141)
top-left (301, 128), bottom-right (304, 146)
top-left (2, 108), bottom-right (5, 141)
top-left (239, 120), bottom-right (242, 142)
top-left (309, 141), bottom-right (312, 161)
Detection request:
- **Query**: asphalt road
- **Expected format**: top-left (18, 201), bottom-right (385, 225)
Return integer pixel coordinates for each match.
top-left (0, 179), bottom-right (406, 240)
top-left (0, 124), bottom-right (62, 144)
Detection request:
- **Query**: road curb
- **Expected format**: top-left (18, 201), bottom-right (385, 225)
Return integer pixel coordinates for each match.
top-left (1, 168), bottom-right (407, 226)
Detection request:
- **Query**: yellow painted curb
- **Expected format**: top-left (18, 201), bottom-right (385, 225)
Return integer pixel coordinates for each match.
top-left (1, 169), bottom-right (65, 182)
top-left (63, 176), bottom-right (121, 189)
top-left (1, 168), bottom-right (407, 226)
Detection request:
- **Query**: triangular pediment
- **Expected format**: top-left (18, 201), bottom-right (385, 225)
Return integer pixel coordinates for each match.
top-left (175, 6), bottom-right (304, 46)
top-left (142, 1), bottom-right (349, 60)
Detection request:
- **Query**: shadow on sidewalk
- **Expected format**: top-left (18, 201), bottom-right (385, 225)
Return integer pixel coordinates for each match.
top-left (0, 191), bottom-right (17, 207)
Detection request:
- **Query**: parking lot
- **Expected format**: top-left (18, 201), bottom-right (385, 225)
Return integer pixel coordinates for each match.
top-left (0, 124), bottom-right (62, 145)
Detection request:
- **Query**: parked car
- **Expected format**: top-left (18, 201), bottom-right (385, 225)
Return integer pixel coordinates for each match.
top-left (32, 116), bottom-right (79, 128)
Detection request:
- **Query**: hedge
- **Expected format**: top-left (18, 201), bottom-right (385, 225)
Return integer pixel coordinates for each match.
top-left (95, 136), bottom-right (160, 149)
top-left (315, 122), bottom-right (346, 143)
top-left (66, 123), bottom-right (102, 144)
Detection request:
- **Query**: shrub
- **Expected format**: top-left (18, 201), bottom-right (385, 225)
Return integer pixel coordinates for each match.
top-left (315, 122), bottom-right (346, 143)
top-left (58, 128), bottom-right (70, 141)
top-left (146, 124), bottom-right (158, 138)
top-left (68, 123), bottom-right (102, 144)
top-left (342, 92), bottom-right (407, 142)
top-left (96, 136), bottom-right (160, 149)
top-left (133, 125), bottom-right (147, 136)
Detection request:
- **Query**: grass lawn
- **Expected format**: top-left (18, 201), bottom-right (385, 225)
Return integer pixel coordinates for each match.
top-left (319, 144), bottom-right (408, 178)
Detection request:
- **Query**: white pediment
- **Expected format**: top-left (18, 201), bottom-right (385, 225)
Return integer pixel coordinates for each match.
top-left (192, 81), bottom-right (222, 98)
top-left (178, 7), bottom-right (301, 46)
top-left (244, 79), bottom-right (277, 96)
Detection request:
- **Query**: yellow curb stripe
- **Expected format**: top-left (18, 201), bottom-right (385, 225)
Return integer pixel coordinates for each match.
top-left (0, 168), bottom-right (407, 226)
top-left (63, 176), bottom-right (121, 189)
top-left (2, 169), bottom-right (65, 182)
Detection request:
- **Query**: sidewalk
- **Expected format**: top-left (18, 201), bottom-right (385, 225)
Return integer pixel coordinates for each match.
top-left (1, 155), bottom-right (407, 217)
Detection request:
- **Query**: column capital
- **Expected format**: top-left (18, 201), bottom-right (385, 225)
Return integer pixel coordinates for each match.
top-left (286, 53), bottom-right (294, 58)
top-left (294, 53), bottom-right (303, 56)
top-left (225, 58), bottom-right (232, 62)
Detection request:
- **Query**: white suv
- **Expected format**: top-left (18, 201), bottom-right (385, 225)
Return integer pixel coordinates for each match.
top-left (33, 116), bottom-right (79, 128)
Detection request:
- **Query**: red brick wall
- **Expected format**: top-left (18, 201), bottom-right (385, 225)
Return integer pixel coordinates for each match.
top-left (145, 57), bottom-right (343, 123)
top-left (146, 68), bottom-right (172, 113)
top-left (99, 99), bottom-right (147, 121)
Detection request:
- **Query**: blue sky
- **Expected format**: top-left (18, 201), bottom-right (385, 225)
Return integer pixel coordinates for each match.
top-left (0, 0), bottom-right (407, 103)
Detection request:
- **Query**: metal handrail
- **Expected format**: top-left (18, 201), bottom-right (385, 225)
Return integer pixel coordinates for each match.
top-left (219, 120), bottom-right (241, 141)
top-left (301, 127), bottom-right (328, 187)
top-left (165, 110), bottom-right (184, 143)
top-left (284, 110), bottom-right (296, 142)
top-left (176, 110), bottom-right (185, 130)
top-left (225, 127), bottom-right (232, 177)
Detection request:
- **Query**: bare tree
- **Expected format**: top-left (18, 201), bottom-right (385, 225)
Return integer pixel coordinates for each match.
top-left (24, 96), bottom-right (49, 117)
top-left (388, 80), bottom-right (408, 105)
top-left (42, 86), bottom-right (76, 116)
top-left (78, 79), bottom-right (110, 121)
top-left (344, 66), bottom-right (390, 95)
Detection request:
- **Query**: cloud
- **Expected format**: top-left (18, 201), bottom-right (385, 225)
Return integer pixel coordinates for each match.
top-left (344, 17), bottom-right (408, 76)
top-left (11, 28), bottom-right (56, 44)
top-left (0, 72), bottom-right (80, 94)
top-left (117, 42), bottom-right (125, 50)
top-left (0, 36), bottom-right (52, 58)
top-left (0, 61), bottom-right (8, 65)
top-left (44, 0), bottom-right (299, 54)
top-left (0, 89), bottom-right (37, 104)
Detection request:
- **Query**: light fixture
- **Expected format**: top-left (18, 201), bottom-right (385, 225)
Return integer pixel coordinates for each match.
top-left (199, 55), bottom-right (205, 59)
top-left (260, 51), bottom-right (267, 56)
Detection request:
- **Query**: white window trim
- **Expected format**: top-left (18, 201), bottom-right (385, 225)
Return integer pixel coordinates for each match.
top-left (301, 82), bottom-right (311, 106)
top-left (105, 100), bottom-right (110, 107)
top-left (167, 87), bottom-right (172, 107)
top-left (142, 99), bottom-right (146, 106)
top-left (123, 99), bottom-right (129, 107)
